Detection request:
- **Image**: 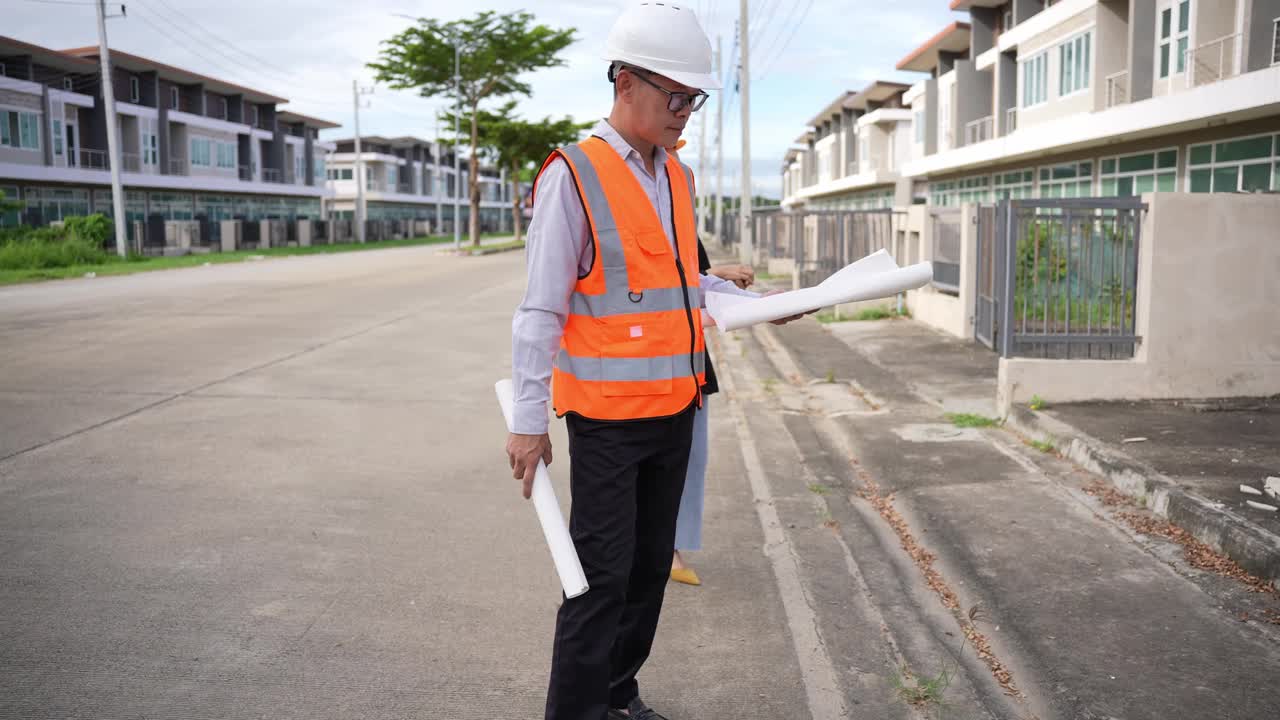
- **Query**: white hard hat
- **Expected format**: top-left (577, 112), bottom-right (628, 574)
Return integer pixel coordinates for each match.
top-left (603, 2), bottom-right (721, 90)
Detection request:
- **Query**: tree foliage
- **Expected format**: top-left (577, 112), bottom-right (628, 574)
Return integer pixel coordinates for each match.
top-left (368, 11), bottom-right (576, 246)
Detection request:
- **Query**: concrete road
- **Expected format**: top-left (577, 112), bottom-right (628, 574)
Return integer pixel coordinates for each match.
top-left (0, 250), bottom-right (810, 719)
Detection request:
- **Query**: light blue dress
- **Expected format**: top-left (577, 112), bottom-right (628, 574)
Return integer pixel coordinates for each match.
top-left (674, 398), bottom-right (709, 551)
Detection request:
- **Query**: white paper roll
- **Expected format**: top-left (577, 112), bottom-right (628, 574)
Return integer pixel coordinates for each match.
top-left (495, 379), bottom-right (589, 599)
top-left (705, 250), bottom-right (934, 332)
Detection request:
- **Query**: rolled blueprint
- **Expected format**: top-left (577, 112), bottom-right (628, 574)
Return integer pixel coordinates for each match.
top-left (705, 250), bottom-right (933, 332)
top-left (495, 379), bottom-right (589, 599)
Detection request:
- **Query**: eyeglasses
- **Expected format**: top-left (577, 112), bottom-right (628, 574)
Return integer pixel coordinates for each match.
top-left (617, 67), bottom-right (709, 113)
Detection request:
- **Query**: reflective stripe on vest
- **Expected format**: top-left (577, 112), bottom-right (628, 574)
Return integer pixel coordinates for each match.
top-left (555, 349), bottom-right (706, 382)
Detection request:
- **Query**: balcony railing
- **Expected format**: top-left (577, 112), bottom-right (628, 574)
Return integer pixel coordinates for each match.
top-left (121, 152), bottom-right (141, 173)
top-left (238, 165), bottom-right (252, 181)
top-left (168, 156), bottom-right (188, 176)
top-left (1005, 107), bottom-right (1017, 134)
top-left (79, 148), bottom-right (108, 170)
top-left (1105, 70), bottom-right (1128, 108)
top-left (964, 115), bottom-right (993, 146)
top-left (1186, 32), bottom-right (1242, 88)
top-left (262, 167), bottom-right (283, 183)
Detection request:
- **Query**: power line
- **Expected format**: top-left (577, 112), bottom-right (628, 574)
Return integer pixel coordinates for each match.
top-left (145, 0), bottom-right (297, 78)
top-left (748, 0), bottom-right (784, 52)
top-left (19, 0), bottom-right (97, 5)
top-left (755, 0), bottom-right (815, 82)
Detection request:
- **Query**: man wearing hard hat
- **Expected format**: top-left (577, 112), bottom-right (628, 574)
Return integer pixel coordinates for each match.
top-left (505, 3), bottom-right (781, 719)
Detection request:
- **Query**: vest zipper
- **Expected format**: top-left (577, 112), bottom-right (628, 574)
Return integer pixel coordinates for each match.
top-left (666, 169), bottom-right (701, 410)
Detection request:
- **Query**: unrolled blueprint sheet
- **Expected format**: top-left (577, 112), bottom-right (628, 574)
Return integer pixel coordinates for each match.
top-left (705, 250), bottom-right (932, 332)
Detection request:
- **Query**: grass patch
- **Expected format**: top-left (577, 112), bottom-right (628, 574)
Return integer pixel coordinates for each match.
top-left (891, 665), bottom-right (948, 712)
top-left (815, 305), bottom-right (911, 323)
top-left (824, 369), bottom-right (836, 384)
top-left (759, 377), bottom-right (778, 394)
top-left (807, 483), bottom-right (829, 496)
top-left (1026, 438), bottom-right (1056, 454)
top-left (1029, 394), bottom-right (1047, 411)
top-left (0, 234), bottom-right (477, 286)
top-left (945, 413), bottom-right (1001, 429)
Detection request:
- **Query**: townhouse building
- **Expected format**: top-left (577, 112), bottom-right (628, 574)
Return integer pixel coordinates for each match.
top-left (326, 136), bottom-right (516, 234)
top-left (781, 0), bottom-right (1280, 208)
top-left (0, 35), bottom-right (337, 241)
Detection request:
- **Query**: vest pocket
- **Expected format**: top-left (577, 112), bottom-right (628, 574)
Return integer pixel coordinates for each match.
top-left (632, 229), bottom-right (671, 257)
top-left (599, 343), bottom-right (674, 397)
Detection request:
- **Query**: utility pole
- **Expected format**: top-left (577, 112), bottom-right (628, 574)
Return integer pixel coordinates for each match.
top-left (713, 34), bottom-right (724, 248)
top-left (696, 72), bottom-right (710, 241)
top-left (352, 80), bottom-right (373, 244)
top-left (738, 0), bottom-right (753, 265)
top-left (95, 0), bottom-right (126, 258)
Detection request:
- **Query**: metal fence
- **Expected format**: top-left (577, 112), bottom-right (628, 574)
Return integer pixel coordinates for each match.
top-left (722, 208), bottom-right (901, 287)
top-left (930, 208), bottom-right (962, 294)
top-left (977, 198), bottom-right (1144, 359)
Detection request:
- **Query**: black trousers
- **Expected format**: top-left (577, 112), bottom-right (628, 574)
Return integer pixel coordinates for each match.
top-left (545, 406), bottom-right (696, 720)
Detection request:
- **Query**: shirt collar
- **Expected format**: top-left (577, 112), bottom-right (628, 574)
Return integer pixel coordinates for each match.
top-left (592, 119), bottom-right (669, 170)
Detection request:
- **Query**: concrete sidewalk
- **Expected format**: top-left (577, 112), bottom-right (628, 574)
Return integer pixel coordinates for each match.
top-left (712, 310), bottom-right (1280, 719)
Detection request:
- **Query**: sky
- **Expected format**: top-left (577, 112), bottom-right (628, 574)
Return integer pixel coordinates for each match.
top-left (8, 0), bottom-right (965, 198)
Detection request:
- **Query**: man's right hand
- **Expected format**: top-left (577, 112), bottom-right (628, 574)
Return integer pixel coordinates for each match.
top-left (506, 432), bottom-right (553, 499)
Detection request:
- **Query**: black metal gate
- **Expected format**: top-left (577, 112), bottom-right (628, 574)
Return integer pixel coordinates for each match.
top-left (974, 204), bottom-right (1001, 350)
top-left (976, 198), bottom-right (1144, 358)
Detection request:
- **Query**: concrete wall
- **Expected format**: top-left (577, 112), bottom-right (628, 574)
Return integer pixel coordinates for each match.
top-left (955, 60), bottom-right (995, 142)
top-left (1096, 0), bottom-right (1132, 109)
top-left (906, 203), bottom-right (977, 340)
top-left (997, 50), bottom-right (1019, 134)
top-left (1247, 0), bottom-right (1280, 71)
top-left (998, 193), bottom-right (1280, 412)
top-left (1129, 0), bottom-right (1158, 101)
top-left (924, 77), bottom-right (938, 157)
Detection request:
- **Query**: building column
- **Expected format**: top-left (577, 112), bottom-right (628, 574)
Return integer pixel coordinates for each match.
top-left (1128, 0), bottom-right (1158, 102)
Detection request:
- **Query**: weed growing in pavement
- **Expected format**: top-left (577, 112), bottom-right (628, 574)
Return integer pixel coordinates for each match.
top-left (1029, 395), bottom-right (1047, 411)
top-left (760, 378), bottom-right (778, 394)
top-left (1027, 438), bottom-right (1055, 454)
top-left (824, 369), bottom-right (836, 383)
top-left (807, 483), bottom-right (829, 495)
top-left (890, 605), bottom-right (989, 718)
top-left (945, 413), bottom-right (1001, 429)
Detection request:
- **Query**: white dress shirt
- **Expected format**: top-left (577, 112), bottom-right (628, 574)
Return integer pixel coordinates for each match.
top-left (511, 119), bottom-right (757, 435)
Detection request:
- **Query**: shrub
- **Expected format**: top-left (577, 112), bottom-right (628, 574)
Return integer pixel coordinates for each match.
top-left (0, 215), bottom-right (113, 270)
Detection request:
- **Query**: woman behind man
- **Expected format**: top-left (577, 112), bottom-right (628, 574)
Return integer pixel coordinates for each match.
top-left (671, 241), bottom-right (754, 586)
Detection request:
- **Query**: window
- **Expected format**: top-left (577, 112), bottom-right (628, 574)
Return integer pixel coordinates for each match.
top-left (52, 119), bottom-right (63, 156)
top-left (170, 86), bottom-right (180, 109)
top-left (216, 142), bottom-right (236, 169)
top-left (144, 132), bottom-right (159, 166)
top-left (1002, 7), bottom-right (1014, 33)
top-left (1058, 32), bottom-right (1092, 96)
top-left (0, 62), bottom-right (6, 77)
top-left (130, 76), bottom-right (140, 103)
top-left (64, 77), bottom-right (74, 91)
top-left (2, 111), bottom-right (42, 150)
top-left (1100, 148), bottom-right (1178, 196)
top-left (1158, 0), bottom-right (1191, 79)
top-left (914, 111), bottom-right (924, 143)
top-left (1272, 18), bottom-right (1279, 65)
top-left (1021, 51), bottom-right (1048, 107)
top-left (994, 169), bottom-right (1035, 200)
top-left (1038, 161), bottom-right (1094, 197)
top-left (1187, 134), bottom-right (1278, 193)
top-left (387, 165), bottom-right (398, 189)
top-left (190, 137), bottom-right (212, 167)
top-left (250, 105), bottom-right (259, 127)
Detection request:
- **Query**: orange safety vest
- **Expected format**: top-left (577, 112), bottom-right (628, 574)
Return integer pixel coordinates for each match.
top-left (534, 136), bottom-right (706, 422)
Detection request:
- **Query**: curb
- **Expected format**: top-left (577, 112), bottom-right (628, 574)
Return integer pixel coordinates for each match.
top-left (1005, 404), bottom-right (1280, 584)
top-left (471, 243), bottom-right (525, 256)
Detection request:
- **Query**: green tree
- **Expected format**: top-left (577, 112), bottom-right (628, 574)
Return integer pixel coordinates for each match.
top-left (441, 101), bottom-right (589, 242)
top-left (369, 11), bottom-right (576, 247)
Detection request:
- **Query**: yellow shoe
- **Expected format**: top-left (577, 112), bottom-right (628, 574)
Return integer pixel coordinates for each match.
top-left (670, 567), bottom-right (701, 586)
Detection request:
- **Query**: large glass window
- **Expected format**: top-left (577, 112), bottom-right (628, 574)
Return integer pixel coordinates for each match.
top-left (1038, 161), bottom-right (1094, 197)
top-left (2, 111), bottom-right (43, 150)
top-left (1100, 148), bottom-right (1178, 196)
top-left (994, 169), bottom-right (1035, 200)
top-left (190, 137), bottom-right (212, 167)
top-left (1059, 31), bottom-right (1092, 96)
top-left (1187, 134), bottom-right (1278, 193)
top-left (1021, 52), bottom-right (1048, 108)
top-left (52, 119), bottom-right (63, 156)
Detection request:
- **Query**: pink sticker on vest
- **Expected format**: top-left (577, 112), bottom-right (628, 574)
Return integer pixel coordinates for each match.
top-left (630, 326), bottom-right (644, 338)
